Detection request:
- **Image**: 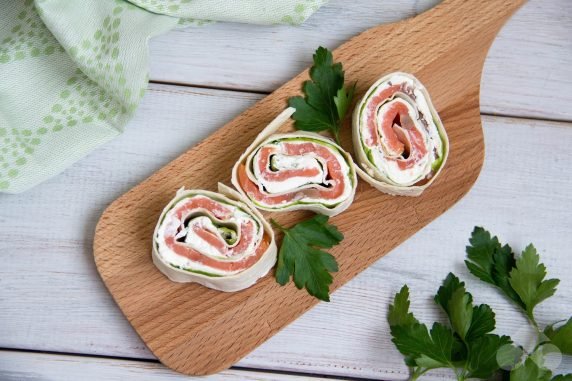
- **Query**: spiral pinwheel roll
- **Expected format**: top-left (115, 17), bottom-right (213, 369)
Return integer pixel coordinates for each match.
top-left (352, 72), bottom-right (449, 196)
top-left (232, 108), bottom-right (357, 216)
top-left (152, 184), bottom-right (276, 292)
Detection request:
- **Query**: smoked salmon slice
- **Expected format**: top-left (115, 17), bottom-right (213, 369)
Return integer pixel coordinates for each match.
top-left (352, 72), bottom-right (449, 196)
top-left (152, 184), bottom-right (277, 292)
top-left (232, 108), bottom-right (357, 217)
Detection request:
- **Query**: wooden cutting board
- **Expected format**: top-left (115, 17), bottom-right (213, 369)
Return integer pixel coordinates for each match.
top-left (94, 0), bottom-right (525, 375)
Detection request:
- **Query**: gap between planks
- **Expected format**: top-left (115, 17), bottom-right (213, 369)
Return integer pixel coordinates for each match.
top-left (0, 348), bottom-right (377, 381)
top-left (147, 79), bottom-right (572, 126)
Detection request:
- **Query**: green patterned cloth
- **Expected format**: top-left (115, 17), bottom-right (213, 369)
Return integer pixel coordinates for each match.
top-left (0, 0), bottom-right (326, 193)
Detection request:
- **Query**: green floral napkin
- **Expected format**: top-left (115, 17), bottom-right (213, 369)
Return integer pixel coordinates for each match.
top-left (0, 0), bottom-right (326, 194)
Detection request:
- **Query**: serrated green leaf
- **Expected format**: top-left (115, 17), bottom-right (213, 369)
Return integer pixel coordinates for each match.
top-left (300, 249), bottom-right (336, 301)
top-left (390, 323), bottom-right (434, 363)
top-left (466, 304), bottom-right (496, 342)
top-left (388, 285), bottom-right (418, 327)
top-left (290, 214), bottom-right (343, 248)
top-left (465, 227), bottom-right (525, 309)
top-left (509, 244), bottom-right (560, 320)
top-left (511, 357), bottom-right (553, 381)
top-left (492, 243), bottom-right (523, 305)
top-left (545, 318), bottom-right (572, 355)
top-left (427, 322), bottom-right (466, 366)
top-left (334, 83), bottom-right (356, 120)
top-left (389, 285), bottom-right (466, 370)
top-left (434, 273), bottom-right (474, 340)
top-left (465, 227), bottom-right (500, 284)
top-left (273, 216), bottom-right (341, 302)
top-left (275, 256), bottom-right (290, 286)
top-left (552, 375), bottom-right (572, 381)
top-left (288, 96), bottom-right (334, 132)
top-left (390, 322), bottom-right (463, 370)
top-left (288, 46), bottom-right (351, 144)
top-left (466, 334), bottom-right (513, 378)
top-left (434, 272), bottom-right (464, 314)
top-left (448, 287), bottom-right (474, 341)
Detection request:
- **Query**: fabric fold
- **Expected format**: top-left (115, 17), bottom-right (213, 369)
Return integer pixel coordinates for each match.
top-left (0, 0), bottom-right (327, 193)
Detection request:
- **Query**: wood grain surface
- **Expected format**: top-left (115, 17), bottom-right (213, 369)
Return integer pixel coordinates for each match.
top-left (93, 0), bottom-right (524, 375)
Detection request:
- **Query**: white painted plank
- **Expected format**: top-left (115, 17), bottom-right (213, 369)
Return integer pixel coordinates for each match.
top-left (0, 350), bottom-right (334, 381)
top-left (148, 0), bottom-right (572, 121)
top-left (1, 84), bottom-right (572, 380)
top-left (0, 84), bottom-right (261, 360)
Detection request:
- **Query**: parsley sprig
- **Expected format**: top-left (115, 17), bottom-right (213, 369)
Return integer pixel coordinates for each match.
top-left (288, 47), bottom-right (355, 145)
top-left (272, 215), bottom-right (342, 302)
top-left (389, 276), bottom-right (516, 380)
top-left (465, 227), bottom-right (560, 326)
top-left (389, 227), bottom-right (572, 380)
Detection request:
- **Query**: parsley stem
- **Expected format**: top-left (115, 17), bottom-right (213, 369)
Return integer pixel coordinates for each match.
top-left (523, 311), bottom-right (541, 335)
top-left (411, 367), bottom-right (428, 381)
top-left (332, 126), bottom-right (341, 146)
top-left (456, 368), bottom-right (467, 381)
top-left (270, 219), bottom-right (286, 233)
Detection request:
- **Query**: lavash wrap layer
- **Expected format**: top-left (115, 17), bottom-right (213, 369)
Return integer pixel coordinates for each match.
top-left (232, 108), bottom-right (357, 217)
top-left (352, 72), bottom-right (449, 196)
top-left (152, 183), bottom-right (276, 292)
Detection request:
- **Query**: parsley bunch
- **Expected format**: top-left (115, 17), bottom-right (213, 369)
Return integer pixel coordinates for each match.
top-left (288, 47), bottom-right (355, 145)
top-left (389, 227), bottom-right (572, 380)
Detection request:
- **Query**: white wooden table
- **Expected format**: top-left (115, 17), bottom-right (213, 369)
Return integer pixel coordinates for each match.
top-left (1, 1), bottom-right (571, 380)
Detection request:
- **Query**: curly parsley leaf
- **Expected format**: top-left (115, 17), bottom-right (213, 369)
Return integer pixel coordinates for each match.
top-left (465, 227), bottom-right (524, 308)
top-left (509, 244), bottom-right (560, 321)
top-left (288, 46), bottom-right (355, 145)
top-left (273, 215), bottom-right (342, 302)
top-left (544, 318), bottom-right (572, 355)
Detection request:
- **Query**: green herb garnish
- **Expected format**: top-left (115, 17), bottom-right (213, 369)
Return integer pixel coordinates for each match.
top-left (272, 215), bottom-right (342, 302)
top-left (545, 319), bottom-right (572, 356)
top-left (388, 227), bottom-right (572, 380)
top-left (389, 275), bottom-right (514, 380)
top-left (288, 46), bottom-right (355, 145)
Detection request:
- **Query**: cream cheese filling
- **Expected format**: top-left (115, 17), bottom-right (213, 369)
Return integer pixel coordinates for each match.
top-left (249, 139), bottom-right (354, 207)
top-left (359, 73), bottom-right (444, 186)
top-left (155, 195), bottom-right (263, 276)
